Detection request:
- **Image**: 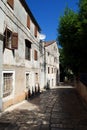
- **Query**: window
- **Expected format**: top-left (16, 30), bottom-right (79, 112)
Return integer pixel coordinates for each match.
top-left (54, 57), bottom-right (57, 63)
top-left (7, 0), bottom-right (14, 9)
top-left (52, 68), bottom-right (53, 73)
top-left (52, 79), bottom-right (54, 86)
top-left (25, 40), bottom-right (31, 60)
top-left (3, 71), bottom-right (14, 98)
top-left (54, 68), bottom-right (56, 73)
top-left (48, 67), bottom-right (50, 74)
top-left (4, 28), bottom-right (18, 49)
top-left (26, 73), bottom-right (30, 89)
top-left (48, 52), bottom-right (50, 56)
top-left (27, 15), bottom-right (30, 29)
top-left (35, 73), bottom-right (38, 83)
top-left (34, 50), bottom-right (38, 60)
top-left (39, 42), bottom-right (43, 54)
top-left (34, 26), bottom-right (37, 37)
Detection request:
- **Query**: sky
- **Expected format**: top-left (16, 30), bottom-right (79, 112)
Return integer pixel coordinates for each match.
top-left (25, 0), bottom-right (79, 41)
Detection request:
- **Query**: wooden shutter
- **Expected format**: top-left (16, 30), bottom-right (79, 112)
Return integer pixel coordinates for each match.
top-left (7, 0), bottom-right (14, 9)
top-left (34, 50), bottom-right (38, 60)
top-left (12, 33), bottom-right (18, 49)
top-left (27, 15), bottom-right (30, 29)
top-left (34, 26), bottom-right (37, 37)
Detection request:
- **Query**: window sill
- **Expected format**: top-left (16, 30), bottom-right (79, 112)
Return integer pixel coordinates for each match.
top-left (5, 47), bottom-right (15, 50)
top-left (2, 94), bottom-right (13, 102)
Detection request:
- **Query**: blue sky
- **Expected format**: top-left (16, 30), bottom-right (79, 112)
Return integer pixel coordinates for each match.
top-left (26, 0), bottom-right (79, 41)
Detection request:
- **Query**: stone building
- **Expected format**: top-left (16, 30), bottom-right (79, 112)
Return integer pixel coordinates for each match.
top-left (0, 0), bottom-right (42, 110)
top-left (0, 0), bottom-right (60, 111)
top-left (44, 41), bottom-right (60, 89)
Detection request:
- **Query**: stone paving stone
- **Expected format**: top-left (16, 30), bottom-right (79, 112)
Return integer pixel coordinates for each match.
top-left (40, 126), bottom-right (49, 130)
top-left (0, 87), bottom-right (87, 130)
top-left (51, 128), bottom-right (73, 130)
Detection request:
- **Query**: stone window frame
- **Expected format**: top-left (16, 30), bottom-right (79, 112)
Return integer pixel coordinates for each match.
top-left (2, 70), bottom-right (15, 99)
top-left (25, 72), bottom-right (30, 89)
top-left (4, 28), bottom-right (18, 50)
top-left (48, 67), bottom-right (50, 74)
top-left (35, 73), bottom-right (38, 83)
top-left (25, 39), bottom-right (31, 60)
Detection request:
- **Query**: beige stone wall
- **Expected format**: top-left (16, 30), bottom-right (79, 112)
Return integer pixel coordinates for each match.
top-left (2, 92), bottom-right (26, 110)
top-left (2, 64), bottom-right (40, 110)
top-left (3, 98), bottom-right (13, 110)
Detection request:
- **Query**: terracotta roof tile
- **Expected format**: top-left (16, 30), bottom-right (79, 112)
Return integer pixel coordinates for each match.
top-left (44, 40), bottom-right (56, 47)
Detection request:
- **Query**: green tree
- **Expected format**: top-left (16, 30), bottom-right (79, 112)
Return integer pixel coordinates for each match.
top-left (78, 0), bottom-right (87, 72)
top-left (58, 8), bottom-right (80, 75)
top-left (59, 48), bottom-right (66, 81)
top-left (58, 0), bottom-right (87, 75)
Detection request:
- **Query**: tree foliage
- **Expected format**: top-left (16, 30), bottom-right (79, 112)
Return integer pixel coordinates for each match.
top-left (58, 0), bottom-right (87, 75)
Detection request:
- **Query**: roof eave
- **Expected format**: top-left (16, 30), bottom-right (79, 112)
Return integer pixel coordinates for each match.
top-left (19, 0), bottom-right (41, 32)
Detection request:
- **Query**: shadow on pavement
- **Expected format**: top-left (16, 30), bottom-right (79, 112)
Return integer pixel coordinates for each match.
top-left (0, 87), bottom-right (87, 130)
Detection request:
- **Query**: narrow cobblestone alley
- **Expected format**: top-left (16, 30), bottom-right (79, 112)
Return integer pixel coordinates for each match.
top-left (0, 86), bottom-right (87, 130)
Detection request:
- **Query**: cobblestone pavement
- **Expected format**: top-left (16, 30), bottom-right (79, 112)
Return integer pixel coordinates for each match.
top-left (0, 86), bottom-right (87, 130)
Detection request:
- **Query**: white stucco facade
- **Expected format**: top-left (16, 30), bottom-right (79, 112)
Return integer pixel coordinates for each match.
top-left (0, 0), bottom-right (41, 110)
top-left (44, 41), bottom-right (60, 89)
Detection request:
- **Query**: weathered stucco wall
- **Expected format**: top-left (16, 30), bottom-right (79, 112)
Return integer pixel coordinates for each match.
top-left (45, 42), bottom-right (60, 88)
top-left (0, 0), bottom-right (41, 110)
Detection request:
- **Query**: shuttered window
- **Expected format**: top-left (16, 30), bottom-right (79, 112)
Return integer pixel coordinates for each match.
top-left (34, 26), bottom-right (37, 37)
top-left (7, 0), bottom-right (14, 9)
top-left (48, 67), bottom-right (50, 74)
top-left (4, 28), bottom-right (18, 49)
top-left (25, 40), bottom-right (31, 60)
top-left (34, 50), bottom-right (38, 60)
top-left (12, 33), bottom-right (18, 49)
top-left (27, 15), bottom-right (30, 29)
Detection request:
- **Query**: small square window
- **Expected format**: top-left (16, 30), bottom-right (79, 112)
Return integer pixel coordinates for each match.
top-left (3, 72), bottom-right (14, 98)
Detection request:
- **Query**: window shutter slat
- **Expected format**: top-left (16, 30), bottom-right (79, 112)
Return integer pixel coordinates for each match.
top-left (7, 0), bottom-right (14, 9)
top-left (34, 50), bottom-right (38, 60)
top-left (27, 15), bottom-right (30, 29)
top-left (12, 33), bottom-right (18, 49)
